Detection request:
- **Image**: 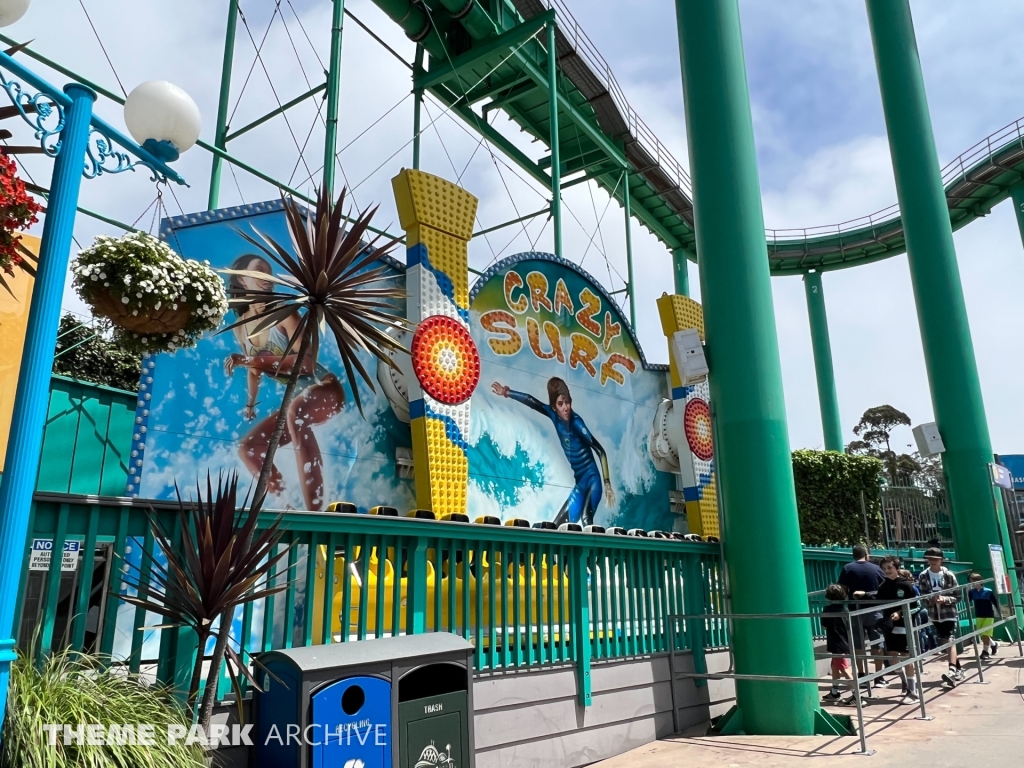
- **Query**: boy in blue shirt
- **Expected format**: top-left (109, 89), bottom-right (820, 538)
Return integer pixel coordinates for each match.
top-left (492, 377), bottom-right (614, 527)
top-left (967, 571), bottom-right (1001, 658)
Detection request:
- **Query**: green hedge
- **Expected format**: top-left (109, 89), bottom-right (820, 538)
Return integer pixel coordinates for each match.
top-left (792, 449), bottom-right (884, 546)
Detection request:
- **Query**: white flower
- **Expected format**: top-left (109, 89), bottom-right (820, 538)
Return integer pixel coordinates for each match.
top-left (121, 296), bottom-right (129, 304)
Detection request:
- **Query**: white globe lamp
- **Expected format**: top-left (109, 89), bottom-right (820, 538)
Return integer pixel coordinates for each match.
top-left (0, 0), bottom-right (31, 27)
top-left (124, 81), bottom-right (201, 163)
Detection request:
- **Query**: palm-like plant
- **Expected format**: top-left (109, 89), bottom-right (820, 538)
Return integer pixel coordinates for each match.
top-left (119, 473), bottom-right (290, 730)
top-left (221, 186), bottom-right (410, 507)
top-left (209, 186), bottom-right (408, 726)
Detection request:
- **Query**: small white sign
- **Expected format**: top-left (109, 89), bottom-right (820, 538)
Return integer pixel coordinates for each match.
top-left (989, 544), bottom-right (1010, 595)
top-left (28, 539), bottom-right (81, 572)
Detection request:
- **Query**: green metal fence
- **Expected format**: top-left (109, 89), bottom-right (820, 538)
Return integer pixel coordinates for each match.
top-left (16, 492), bottom-right (964, 707)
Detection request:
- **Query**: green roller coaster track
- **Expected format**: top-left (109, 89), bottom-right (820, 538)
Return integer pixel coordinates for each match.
top-left (365, 0), bottom-right (1024, 275)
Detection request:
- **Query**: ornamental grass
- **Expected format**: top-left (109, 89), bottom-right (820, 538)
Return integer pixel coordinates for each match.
top-left (1, 648), bottom-right (205, 768)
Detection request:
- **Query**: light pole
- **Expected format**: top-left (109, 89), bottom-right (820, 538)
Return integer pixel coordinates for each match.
top-left (0, 11), bottom-right (196, 725)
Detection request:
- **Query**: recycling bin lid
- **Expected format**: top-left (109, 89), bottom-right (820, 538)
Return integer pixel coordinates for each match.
top-left (259, 633), bottom-right (474, 674)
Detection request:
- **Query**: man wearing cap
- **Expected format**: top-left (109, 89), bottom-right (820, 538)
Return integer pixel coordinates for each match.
top-left (917, 547), bottom-right (963, 686)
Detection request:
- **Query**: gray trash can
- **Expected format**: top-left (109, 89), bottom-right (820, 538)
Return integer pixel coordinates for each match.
top-left (253, 633), bottom-right (475, 768)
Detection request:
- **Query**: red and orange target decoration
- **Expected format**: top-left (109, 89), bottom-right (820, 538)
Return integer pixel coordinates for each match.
top-left (684, 397), bottom-right (714, 462)
top-left (411, 315), bottom-right (481, 405)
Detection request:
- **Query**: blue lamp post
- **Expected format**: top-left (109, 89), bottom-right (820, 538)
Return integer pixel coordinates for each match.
top-left (0, 23), bottom-right (194, 726)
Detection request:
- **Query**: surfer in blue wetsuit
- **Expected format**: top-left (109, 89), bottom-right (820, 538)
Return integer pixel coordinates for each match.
top-left (491, 377), bottom-right (614, 527)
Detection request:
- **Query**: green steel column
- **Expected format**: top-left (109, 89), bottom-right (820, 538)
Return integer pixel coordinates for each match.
top-left (674, 0), bottom-right (819, 735)
top-left (547, 20), bottom-right (561, 258)
top-left (322, 0), bottom-right (345, 197)
top-left (865, 0), bottom-right (1019, 597)
top-left (1011, 184), bottom-right (1024, 250)
top-left (412, 45), bottom-right (424, 170)
top-left (672, 248), bottom-right (690, 297)
top-left (623, 171), bottom-right (636, 329)
top-left (208, 0), bottom-right (240, 210)
top-left (803, 271), bottom-right (844, 452)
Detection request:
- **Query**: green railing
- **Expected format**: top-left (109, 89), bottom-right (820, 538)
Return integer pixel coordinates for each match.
top-left (16, 493), bottom-right (963, 707)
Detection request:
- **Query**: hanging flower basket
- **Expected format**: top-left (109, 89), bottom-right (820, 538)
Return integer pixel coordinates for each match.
top-left (72, 232), bottom-right (228, 355)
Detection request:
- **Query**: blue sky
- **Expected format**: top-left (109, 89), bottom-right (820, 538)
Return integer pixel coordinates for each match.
top-left (10, 0), bottom-right (1024, 455)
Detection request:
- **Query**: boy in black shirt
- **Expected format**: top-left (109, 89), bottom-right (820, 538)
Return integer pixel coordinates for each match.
top-left (821, 584), bottom-right (853, 703)
top-left (877, 555), bottom-right (922, 702)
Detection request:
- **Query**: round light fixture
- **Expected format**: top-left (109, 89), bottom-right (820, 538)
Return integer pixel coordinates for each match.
top-left (124, 81), bottom-right (201, 162)
top-left (0, 0), bottom-right (31, 27)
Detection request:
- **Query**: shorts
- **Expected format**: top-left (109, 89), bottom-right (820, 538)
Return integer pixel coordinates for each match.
top-left (976, 617), bottom-right (995, 638)
top-left (884, 630), bottom-right (908, 654)
top-left (852, 623), bottom-right (883, 651)
top-left (934, 620), bottom-right (957, 641)
top-left (851, 614), bottom-right (884, 651)
top-left (831, 657), bottom-right (851, 673)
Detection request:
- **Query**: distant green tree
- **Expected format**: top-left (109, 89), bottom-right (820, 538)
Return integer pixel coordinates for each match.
top-left (849, 404), bottom-right (912, 482)
top-left (51, 313), bottom-right (141, 392)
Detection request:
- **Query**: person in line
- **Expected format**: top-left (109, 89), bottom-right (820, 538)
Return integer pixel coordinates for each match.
top-left (917, 547), bottom-right (963, 687)
top-left (820, 584), bottom-right (853, 704)
top-left (839, 544), bottom-right (887, 682)
top-left (967, 571), bottom-right (1001, 659)
top-left (876, 556), bottom-right (922, 702)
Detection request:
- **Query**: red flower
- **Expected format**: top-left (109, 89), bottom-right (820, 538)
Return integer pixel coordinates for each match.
top-left (0, 153), bottom-right (40, 271)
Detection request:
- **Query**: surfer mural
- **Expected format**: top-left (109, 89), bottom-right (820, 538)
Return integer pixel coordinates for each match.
top-left (133, 205), bottom-right (676, 531)
top-left (468, 252), bottom-right (675, 531)
top-left (490, 377), bottom-right (613, 527)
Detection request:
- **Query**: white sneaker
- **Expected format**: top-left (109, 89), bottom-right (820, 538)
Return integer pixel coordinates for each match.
top-left (953, 668), bottom-right (966, 682)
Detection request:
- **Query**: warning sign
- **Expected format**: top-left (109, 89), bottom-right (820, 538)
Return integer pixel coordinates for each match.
top-left (28, 539), bottom-right (81, 572)
top-left (989, 544), bottom-right (1010, 595)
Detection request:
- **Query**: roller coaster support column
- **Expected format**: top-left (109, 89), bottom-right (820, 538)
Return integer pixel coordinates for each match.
top-left (1011, 184), bottom-right (1024, 250)
top-left (208, 0), bottom-right (240, 210)
top-left (412, 45), bottom-right (424, 170)
top-left (623, 170), bottom-right (636, 329)
top-left (672, 248), bottom-right (690, 297)
top-left (675, 0), bottom-right (821, 735)
top-left (547, 20), bottom-right (561, 258)
top-left (866, 0), bottom-right (1020, 603)
top-left (803, 271), bottom-right (844, 452)
top-left (322, 0), bottom-right (345, 197)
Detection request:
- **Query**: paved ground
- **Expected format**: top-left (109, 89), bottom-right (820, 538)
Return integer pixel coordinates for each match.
top-left (597, 652), bottom-right (1024, 767)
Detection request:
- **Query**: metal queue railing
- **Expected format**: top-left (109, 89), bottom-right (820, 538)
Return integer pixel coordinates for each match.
top-left (669, 577), bottom-right (1023, 755)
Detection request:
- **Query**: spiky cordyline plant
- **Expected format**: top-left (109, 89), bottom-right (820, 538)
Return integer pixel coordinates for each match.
top-left (118, 473), bottom-right (290, 730)
top-left (221, 185), bottom-right (410, 507)
top-left (211, 187), bottom-right (407, 726)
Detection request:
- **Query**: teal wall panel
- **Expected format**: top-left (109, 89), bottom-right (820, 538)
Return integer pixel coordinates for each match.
top-left (34, 375), bottom-right (135, 496)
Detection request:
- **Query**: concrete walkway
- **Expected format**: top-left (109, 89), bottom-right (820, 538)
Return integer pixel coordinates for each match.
top-left (596, 653), bottom-right (1024, 766)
